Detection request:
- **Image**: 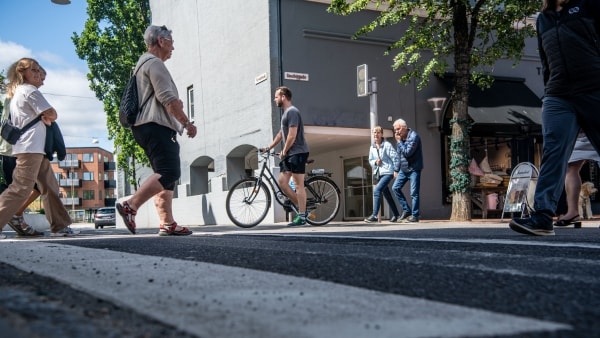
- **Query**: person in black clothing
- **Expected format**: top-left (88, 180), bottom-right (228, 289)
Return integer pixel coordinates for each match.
top-left (510, 0), bottom-right (600, 235)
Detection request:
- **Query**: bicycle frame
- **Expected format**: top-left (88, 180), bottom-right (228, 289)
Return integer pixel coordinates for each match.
top-left (251, 152), bottom-right (316, 214)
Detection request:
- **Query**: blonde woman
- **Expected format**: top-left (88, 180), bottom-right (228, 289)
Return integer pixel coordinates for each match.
top-left (0, 57), bottom-right (77, 237)
top-left (365, 126), bottom-right (402, 223)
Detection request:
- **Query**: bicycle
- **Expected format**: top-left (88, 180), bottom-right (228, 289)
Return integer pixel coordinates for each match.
top-left (226, 150), bottom-right (341, 228)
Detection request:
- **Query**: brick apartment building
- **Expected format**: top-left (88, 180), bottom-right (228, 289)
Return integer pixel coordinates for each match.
top-left (50, 147), bottom-right (116, 222)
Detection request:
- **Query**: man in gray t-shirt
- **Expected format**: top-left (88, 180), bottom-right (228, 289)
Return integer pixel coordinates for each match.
top-left (262, 86), bottom-right (310, 226)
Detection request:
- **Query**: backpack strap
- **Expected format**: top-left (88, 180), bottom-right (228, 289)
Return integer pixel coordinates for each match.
top-left (133, 57), bottom-right (156, 112)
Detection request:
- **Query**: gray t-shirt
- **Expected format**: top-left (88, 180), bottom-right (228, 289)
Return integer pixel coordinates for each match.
top-left (281, 105), bottom-right (309, 156)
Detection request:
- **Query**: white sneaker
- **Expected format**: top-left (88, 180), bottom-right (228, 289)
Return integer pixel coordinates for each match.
top-left (50, 226), bottom-right (81, 237)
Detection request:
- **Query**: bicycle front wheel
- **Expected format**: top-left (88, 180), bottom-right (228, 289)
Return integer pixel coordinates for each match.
top-left (226, 178), bottom-right (271, 228)
top-left (305, 176), bottom-right (340, 225)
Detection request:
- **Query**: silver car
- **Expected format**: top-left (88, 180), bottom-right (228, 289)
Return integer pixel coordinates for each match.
top-left (94, 207), bottom-right (116, 229)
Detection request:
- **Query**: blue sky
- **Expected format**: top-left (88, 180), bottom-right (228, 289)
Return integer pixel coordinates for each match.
top-left (0, 0), bottom-right (113, 151)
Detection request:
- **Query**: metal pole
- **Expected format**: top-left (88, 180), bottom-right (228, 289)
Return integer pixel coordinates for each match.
top-left (369, 77), bottom-right (378, 144)
top-left (369, 78), bottom-right (381, 223)
top-left (71, 168), bottom-right (74, 220)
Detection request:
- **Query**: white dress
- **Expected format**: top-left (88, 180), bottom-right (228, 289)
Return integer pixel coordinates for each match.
top-left (569, 132), bottom-right (600, 163)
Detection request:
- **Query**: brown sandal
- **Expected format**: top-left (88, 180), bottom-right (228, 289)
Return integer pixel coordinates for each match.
top-left (158, 222), bottom-right (192, 236)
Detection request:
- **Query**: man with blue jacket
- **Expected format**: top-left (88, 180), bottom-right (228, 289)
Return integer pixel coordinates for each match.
top-left (392, 119), bottom-right (423, 222)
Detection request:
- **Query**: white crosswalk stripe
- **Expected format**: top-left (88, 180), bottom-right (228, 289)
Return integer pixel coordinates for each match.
top-left (0, 240), bottom-right (570, 338)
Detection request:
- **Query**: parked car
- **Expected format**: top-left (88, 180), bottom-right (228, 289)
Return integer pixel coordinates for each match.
top-left (94, 207), bottom-right (116, 229)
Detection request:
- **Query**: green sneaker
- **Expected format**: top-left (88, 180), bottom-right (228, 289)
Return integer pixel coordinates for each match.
top-left (287, 215), bottom-right (306, 227)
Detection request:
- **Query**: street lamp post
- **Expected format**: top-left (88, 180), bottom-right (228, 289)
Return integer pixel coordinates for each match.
top-left (71, 168), bottom-right (75, 218)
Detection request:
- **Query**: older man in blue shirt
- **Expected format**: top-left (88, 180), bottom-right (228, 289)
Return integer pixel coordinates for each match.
top-left (392, 119), bottom-right (423, 222)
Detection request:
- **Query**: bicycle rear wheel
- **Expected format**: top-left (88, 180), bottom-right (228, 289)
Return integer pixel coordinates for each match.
top-left (226, 178), bottom-right (271, 228)
top-left (305, 176), bottom-right (340, 225)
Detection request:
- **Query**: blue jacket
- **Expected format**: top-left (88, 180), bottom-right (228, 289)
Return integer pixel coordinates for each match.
top-left (394, 129), bottom-right (423, 172)
top-left (369, 139), bottom-right (397, 176)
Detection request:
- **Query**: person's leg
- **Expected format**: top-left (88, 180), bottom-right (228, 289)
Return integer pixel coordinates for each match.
top-left (410, 170), bottom-right (421, 218)
top-left (292, 172), bottom-right (306, 214)
top-left (278, 171), bottom-right (295, 204)
top-left (154, 190), bottom-right (174, 225)
top-left (532, 97), bottom-right (580, 216)
top-left (119, 124), bottom-right (182, 234)
top-left (128, 174), bottom-right (166, 211)
top-left (9, 188), bottom-right (43, 236)
top-left (560, 160), bottom-right (585, 221)
top-left (370, 175), bottom-right (388, 217)
top-left (36, 157), bottom-right (73, 233)
top-left (15, 189), bottom-right (40, 218)
top-left (392, 172), bottom-right (410, 215)
top-left (380, 175), bottom-right (400, 217)
top-left (0, 154), bottom-right (42, 233)
top-left (510, 96), bottom-right (579, 235)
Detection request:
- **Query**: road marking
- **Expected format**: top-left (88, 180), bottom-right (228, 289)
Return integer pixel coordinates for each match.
top-left (243, 233), bottom-right (600, 250)
top-left (0, 241), bottom-right (570, 338)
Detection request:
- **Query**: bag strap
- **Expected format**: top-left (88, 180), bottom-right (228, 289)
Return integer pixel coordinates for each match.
top-left (133, 57), bottom-right (156, 112)
top-left (9, 114), bottom-right (43, 134)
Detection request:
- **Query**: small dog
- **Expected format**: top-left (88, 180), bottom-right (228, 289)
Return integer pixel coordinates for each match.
top-left (579, 181), bottom-right (597, 220)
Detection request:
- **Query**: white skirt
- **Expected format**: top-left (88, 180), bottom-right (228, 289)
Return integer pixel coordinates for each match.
top-left (569, 132), bottom-right (600, 163)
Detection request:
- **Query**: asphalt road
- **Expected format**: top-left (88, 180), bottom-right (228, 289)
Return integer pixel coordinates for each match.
top-left (0, 220), bottom-right (598, 337)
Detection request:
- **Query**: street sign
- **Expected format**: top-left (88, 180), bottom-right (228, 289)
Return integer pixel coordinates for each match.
top-left (357, 64), bottom-right (368, 97)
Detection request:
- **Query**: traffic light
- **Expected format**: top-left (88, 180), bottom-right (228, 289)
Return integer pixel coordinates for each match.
top-left (357, 64), bottom-right (368, 97)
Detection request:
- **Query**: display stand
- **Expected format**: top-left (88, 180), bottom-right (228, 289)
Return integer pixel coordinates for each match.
top-left (501, 162), bottom-right (539, 221)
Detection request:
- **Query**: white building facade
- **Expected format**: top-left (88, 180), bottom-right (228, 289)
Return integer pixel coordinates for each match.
top-left (127, 0), bottom-right (547, 227)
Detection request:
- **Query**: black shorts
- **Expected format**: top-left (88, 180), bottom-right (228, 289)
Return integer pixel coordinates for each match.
top-left (279, 152), bottom-right (309, 174)
top-left (132, 123), bottom-right (181, 190)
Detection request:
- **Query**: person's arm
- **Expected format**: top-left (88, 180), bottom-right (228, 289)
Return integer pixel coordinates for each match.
top-left (398, 131), bottom-right (420, 158)
top-left (165, 98), bottom-right (197, 137)
top-left (368, 146), bottom-right (377, 168)
top-left (386, 142), bottom-right (399, 170)
top-left (40, 107), bottom-right (57, 126)
top-left (281, 126), bottom-right (297, 158)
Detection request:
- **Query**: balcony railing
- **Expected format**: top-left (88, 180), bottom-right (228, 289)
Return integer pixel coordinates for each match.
top-left (104, 198), bottom-right (116, 207)
top-left (59, 178), bottom-right (82, 187)
top-left (60, 197), bottom-right (81, 206)
top-left (104, 162), bottom-right (116, 171)
top-left (104, 180), bottom-right (117, 189)
top-left (59, 160), bottom-right (80, 169)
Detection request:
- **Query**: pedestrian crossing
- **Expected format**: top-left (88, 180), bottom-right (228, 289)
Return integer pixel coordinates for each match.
top-left (0, 239), bottom-right (570, 338)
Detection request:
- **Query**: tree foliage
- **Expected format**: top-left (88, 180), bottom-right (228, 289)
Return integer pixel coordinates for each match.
top-left (329, 0), bottom-right (539, 220)
top-left (72, 0), bottom-right (151, 190)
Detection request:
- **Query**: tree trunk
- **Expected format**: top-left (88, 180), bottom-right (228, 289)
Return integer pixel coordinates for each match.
top-left (450, 192), bottom-right (471, 221)
top-left (449, 1), bottom-right (472, 221)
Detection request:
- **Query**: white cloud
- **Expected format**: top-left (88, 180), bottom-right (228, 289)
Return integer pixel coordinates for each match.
top-left (0, 40), bottom-right (33, 71)
top-left (1, 40), bottom-right (113, 152)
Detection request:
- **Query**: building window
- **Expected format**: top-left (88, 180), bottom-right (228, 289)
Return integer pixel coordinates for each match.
top-left (187, 85), bottom-right (194, 119)
top-left (83, 153), bottom-right (94, 162)
top-left (83, 172), bottom-right (94, 181)
top-left (66, 153), bottom-right (77, 161)
top-left (83, 190), bottom-right (95, 200)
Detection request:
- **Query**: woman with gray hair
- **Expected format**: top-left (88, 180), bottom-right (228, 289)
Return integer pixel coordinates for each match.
top-left (116, 25), bottom-right (198, 236)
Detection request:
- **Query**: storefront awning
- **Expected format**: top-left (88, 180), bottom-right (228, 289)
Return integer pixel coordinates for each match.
top-left (440, 76), bottom-right (542, 136)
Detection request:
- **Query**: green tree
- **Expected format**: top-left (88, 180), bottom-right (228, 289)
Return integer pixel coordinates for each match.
top-left (72, 0), bottom-right (151, 190)
top-left (329, 0), bottom-right (539, 221)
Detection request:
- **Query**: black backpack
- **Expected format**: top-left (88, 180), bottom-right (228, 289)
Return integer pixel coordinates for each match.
top-left (119, 57), bottom-right (154, 128)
